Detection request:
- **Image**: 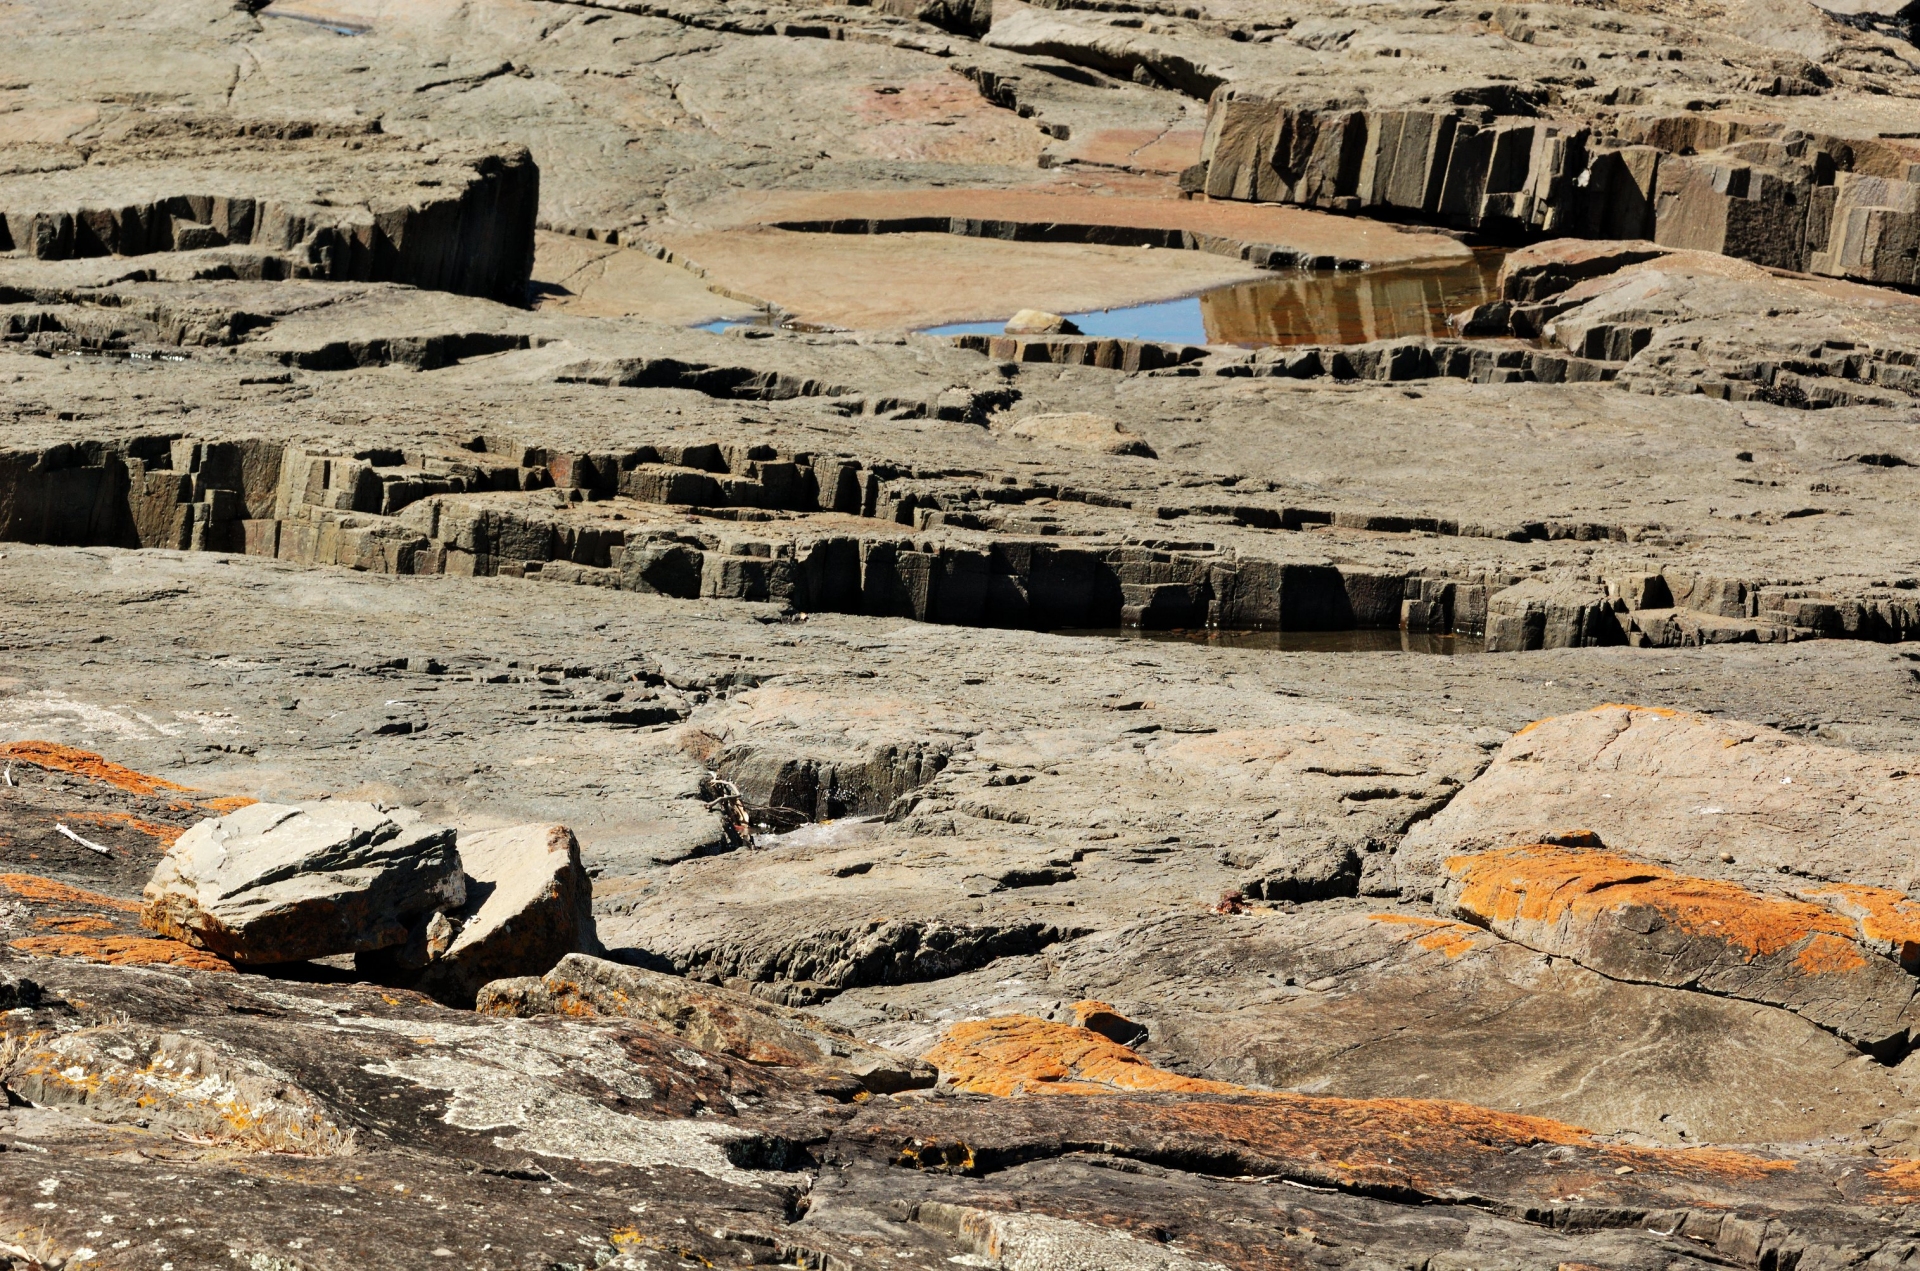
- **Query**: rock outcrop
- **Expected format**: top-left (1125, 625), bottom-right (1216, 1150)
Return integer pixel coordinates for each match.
top-left (367, 822), bottom-right (602, 1006)
top-left (1, 117), bottom-right (539, 305)
top-left (140, 801), bottom-right (465, 965)
top-left (1442, 841), bottom-right (1920, 1050)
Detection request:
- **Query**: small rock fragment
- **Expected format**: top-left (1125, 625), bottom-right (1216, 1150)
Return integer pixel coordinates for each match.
top-left (1003, 308), bottom-right (1081, 336)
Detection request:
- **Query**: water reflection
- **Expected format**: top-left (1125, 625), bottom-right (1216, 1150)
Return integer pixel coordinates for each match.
top-left (1053, 628), bottom-right (1481, 655)
top-left (1199, 249), bottom-right (1505, 347)
top-left (917, 249), bottom-right (1506, 348)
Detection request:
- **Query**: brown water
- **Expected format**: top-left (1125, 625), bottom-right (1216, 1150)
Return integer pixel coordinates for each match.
top-left (1199, 248), bottom-right (1506, 347)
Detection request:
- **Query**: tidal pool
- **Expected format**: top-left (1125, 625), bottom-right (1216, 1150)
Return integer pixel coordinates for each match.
top-left (924, 250), bottom-right (1506, 348)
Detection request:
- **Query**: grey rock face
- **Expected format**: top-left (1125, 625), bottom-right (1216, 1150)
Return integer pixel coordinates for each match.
top-left (366, 822), bottom-right (603, 1007)
top-left (140, 801), bottom-right (464, 965)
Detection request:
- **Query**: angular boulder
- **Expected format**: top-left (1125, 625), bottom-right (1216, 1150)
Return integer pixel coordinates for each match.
top-left (140, 801), bottom-right (463, 965)
top-left (368, 823), bottom-right (602, 1006)
top-left (478, 953), bottom-right (935, 1093)
top-left (1004, 308), bottom-right (1080, 335)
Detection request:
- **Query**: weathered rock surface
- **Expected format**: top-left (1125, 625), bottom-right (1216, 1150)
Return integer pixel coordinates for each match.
top-left (141, 800), bottom-right (465, 965)
top-left (479, 951), bottom-right (936, 1091)
top-left (13, 0), bottom-right (1920, 1261)
top-left (367, 821), bottom-right (602, 1005)
top-left (1402, 704), bottom-right (1920, 890)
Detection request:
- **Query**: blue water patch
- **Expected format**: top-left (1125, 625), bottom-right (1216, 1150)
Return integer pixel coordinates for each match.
top-left (924, 297), bottom-right (1205, 345)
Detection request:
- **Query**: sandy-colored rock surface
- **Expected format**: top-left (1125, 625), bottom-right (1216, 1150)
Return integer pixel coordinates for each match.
top-left (9, 0), bottom-right (1920, 1263)
top-left (140, 800), bottom-right (465, 964)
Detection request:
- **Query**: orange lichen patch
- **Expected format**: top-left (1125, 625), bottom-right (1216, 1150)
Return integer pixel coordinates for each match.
top-left (198, 795), bottom-right (258, 814)
top-left (1513, 703), bottom-right (1686, 737)
top-left (62, 810), bottom-right (186, 848)
top-left (0, 872), bottom-right (139, 912)
top-left (923, 1015), bottom-right (1595, 1149)
top-left (1446, 843), bottom-right (1860, 963)
top-left (926, 1016), bottom-right (1246, 1097)
top-left (1867, 1158), bottom-right (1920, 1199)
top-left (33, 914), bottom-right (114, 934)
top-left (1796, 882), bottom-right (1920, 967)
top-left (0, 741), bottom-right (197, 796)
top-left (9, 933), bottom-right (234, 972)
top-left (1794, 932), bottom-right (1870, 974)
top-left (1367, 913), bottom-right (1485, 959)
top-left (901, 1016), bottom-right (1869, 1207)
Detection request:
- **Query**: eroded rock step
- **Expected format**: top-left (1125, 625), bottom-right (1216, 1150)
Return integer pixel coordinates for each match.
top-left (0, 116), bottom-right (538, 305)
top-left (3, 432), bottom-right (1914, 651)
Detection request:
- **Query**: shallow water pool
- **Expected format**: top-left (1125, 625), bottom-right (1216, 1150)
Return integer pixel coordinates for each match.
top-left (923, 250), bottom-right (1505, 348)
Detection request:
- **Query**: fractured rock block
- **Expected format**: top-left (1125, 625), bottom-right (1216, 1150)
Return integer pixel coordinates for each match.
top-left (140, 801), bottom-right (464, 965)
top-left (369, 823), bottom-right (602, 1007)
top-left (476, 952), bottom-right (934, 1093)
top-left (1652, 155), bottom-right (1812, 271)
top-left (1483, 578), bottom-right (1623, 651)
top-left (1809, 172), bottom-right (1920, 288)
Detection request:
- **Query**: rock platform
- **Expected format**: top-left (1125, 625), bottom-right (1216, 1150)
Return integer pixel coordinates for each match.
top-left (8, 0), bottom-right (1920, 1265)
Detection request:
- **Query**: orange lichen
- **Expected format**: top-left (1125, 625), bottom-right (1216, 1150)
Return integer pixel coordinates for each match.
top-left (1368, 913), bottom-right (1484, 958)
top-left (33, 914), bottom-right (114, 934)
top-left (1796, 882), bottom-right (1920, 968)
top-left (0, 741), bottom-right (197, 796)
top-left (1794, 932), bottom-right (1870, 974)
top-left (923, 1015), bottom-right (1593, 1148)
top-left (913, 1014), bottom-right (1842, 1203)
top-left (1513, 703), bottom-right (1686, 737)
top-left (9, 933), bottom-right (233, 972)
top-left (1446, 844), bottom-right (1862, 964)
top-left (926, 1016), bottom-right (1246, 1097)
top-left (0, 873), bottom-right (140, 912)
top-left (0, 740), bottom-right (252, 814)
top-left (62, 810), bottom-right (186, 848)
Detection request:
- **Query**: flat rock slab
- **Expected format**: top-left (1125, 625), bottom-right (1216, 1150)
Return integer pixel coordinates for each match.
top-left (1443, 842), bottom-right (1920, 1050)
top-left (647, 226), bottom-right (1270, 330)
top-left (530, 230), bottom-right (760, 326)
top-left (141, 800), bottom-right (464, 965)
top-left (685, 186), bottom-right (1476, 266)
top-left (1400, 704), bottom-right (1920, 895)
